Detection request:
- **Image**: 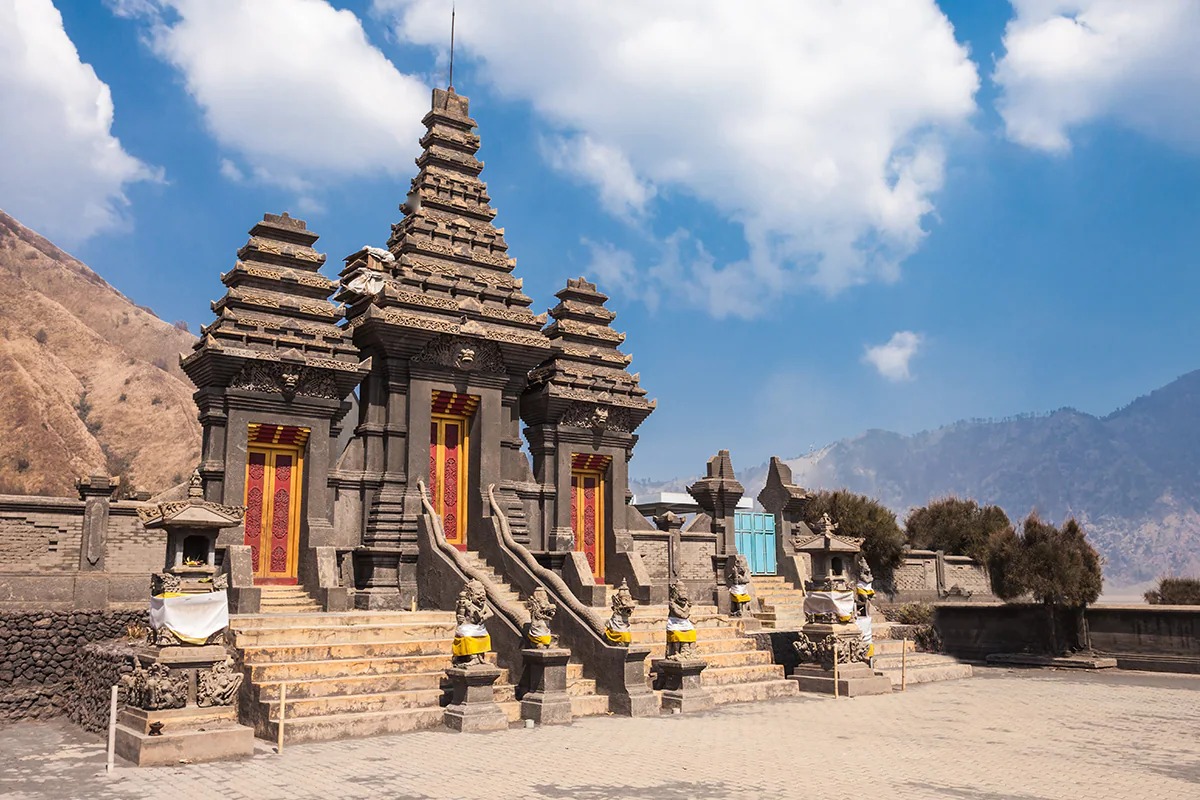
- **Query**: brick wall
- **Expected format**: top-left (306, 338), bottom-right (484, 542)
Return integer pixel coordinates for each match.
top-left (0, 498), bottom-right (84, 572)
top-left (106, 507), bottom-right (165, 574)
top-left (679, 536), bottom-right (715, 582)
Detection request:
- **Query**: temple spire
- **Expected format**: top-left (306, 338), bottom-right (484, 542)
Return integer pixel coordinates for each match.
top-left (448, 4), bottom-right (456, 92)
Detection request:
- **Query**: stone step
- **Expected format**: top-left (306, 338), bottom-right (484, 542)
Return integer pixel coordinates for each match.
top-left (255, 671), bottom-right (445, 700)
top-left (248, 657), bottom-right (451, 683)
top-left (641, 637), bottom-right (755, 657)
top-left (263, 706), bottom-right (446, 744)
top-left (244, 644), bottom-right (457, 668)
top-left (627, 624), bottom-right (741, 642)
top-left (259, 599), bottom-right (322, 610)
top-left (568, 678), bottom-right (597, 696)
top-left (872, 653), bottom-right (960, 670)
top-left (235, 624), bottom-right (457, 647)
top-left (266, 688), bottom-right (445, 720)
top-left (646, 649), bottom-right (772, 669)
top-left (230, 611), bottom-right (454, 629)
top-left (570, 693), bottom-right (611, 718)
top-left (708, 679), bottom-right (798, 705)
top-left (701, 664), bottom-right (787, 686)
top-left (872, 639), bottom-right (916, 655)
top-left (876, 661), bottom-right (974, 687)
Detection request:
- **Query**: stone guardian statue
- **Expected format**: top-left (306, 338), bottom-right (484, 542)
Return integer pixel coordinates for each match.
top-left (452, 579), bottom-right (493, 666)
top-left (604, 578), bottom-right (636, 646)
top-left (666, 582), bottom-right (697, 659)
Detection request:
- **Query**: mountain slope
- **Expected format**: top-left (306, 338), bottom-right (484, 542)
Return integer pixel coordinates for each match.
top-left (0, 210), bottom-right (200, 496)
top-left (634, 372), bottom-right (1200, 585)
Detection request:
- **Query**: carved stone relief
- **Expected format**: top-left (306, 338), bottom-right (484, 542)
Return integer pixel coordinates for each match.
top-left (411, 334), bottom-right (505, 374)
top-left (230, 362), bottom-right (339, 399)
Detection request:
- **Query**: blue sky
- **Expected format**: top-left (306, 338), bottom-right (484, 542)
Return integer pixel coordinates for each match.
top-left (2, 1), bottom-right (1199, 481)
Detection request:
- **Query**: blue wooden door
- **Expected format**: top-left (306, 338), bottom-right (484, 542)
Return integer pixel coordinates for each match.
top-left (734, 511), bottom-right (777, 575)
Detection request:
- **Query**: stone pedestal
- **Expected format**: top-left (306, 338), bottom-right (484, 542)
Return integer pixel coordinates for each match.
top-left (443, 665), bottom-right (508, 732)
top-left (114, 645), bottom-right (254, 766)
top-left (608, 645), bottom-right (660, 717)
top-left (115, 706), bottom-right (254, 767)
top-left (519, 648), bottom-right (573, 725)
top-left (789, 622), bottom-right (891, 697)
top-left (652, 657), bottom-right (713, 713)
top-left (790, 660), bottom-right (892, 697)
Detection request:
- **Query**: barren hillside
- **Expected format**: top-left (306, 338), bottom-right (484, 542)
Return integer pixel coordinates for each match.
top-left (0, 210), bottom-right (200, 497)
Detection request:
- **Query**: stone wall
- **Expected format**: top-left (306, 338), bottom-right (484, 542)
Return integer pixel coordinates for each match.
top-left (0, 493), bottom-right (165, 610)
top-left (0, 609), bottom-right (147, 723)
top-left (0, 496), bottom-right (84, 572)
top-left (631, 532), bottom-right (669, 584)
top-left (678, 535), bottom-right (715, 582)
top-left (936, 603), bottom-right (1200, 674)
top-left (888, 550), bottom-right (993, 602)
top-left (65, 639), bottom-right (139, 733)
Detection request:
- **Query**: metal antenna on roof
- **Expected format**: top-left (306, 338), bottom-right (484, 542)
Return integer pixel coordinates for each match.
top-left (448, 4), bottom-right (456, 91)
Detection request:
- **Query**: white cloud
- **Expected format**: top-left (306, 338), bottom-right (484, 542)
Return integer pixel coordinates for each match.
top-left (113, 0), bottom-right (429, 197)
top-left (0, 0), bottom-right (159, 242)
top-left (995, 1), bottom-right (1200, 152)
top-left (544, 135), bottom-right (656, 221)
top-left (863, 331), bottom-right (923, 382)
top-left (376, 0), bottom-right (978, 317)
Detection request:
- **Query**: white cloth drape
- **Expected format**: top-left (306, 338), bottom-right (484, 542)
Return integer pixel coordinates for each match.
top-left (803, 590), bottom-right (855, 621)
top-left (149, 590), bottom-right (229, 643)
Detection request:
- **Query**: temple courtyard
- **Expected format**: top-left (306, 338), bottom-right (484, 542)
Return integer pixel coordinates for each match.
top-left (1, 667), bottom-right (1196, 800)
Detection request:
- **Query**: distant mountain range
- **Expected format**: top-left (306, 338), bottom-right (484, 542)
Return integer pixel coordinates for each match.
top-left (0, 211), bottom-right (199, 496)
top-left (633, 372), bottom-right (1200, 586)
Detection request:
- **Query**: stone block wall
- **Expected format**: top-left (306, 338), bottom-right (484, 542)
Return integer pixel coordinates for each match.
top-left (892, 555), bottom-right (937, 594)
top-left (678, 535), bottom-right (715, 582)
top-left (0, 497), bottom-right (84, 572)
top-left (631, 532), bottom-right (669, 584)
top-left (0, 609), bottom-right (147, 723)
top-left (105, 508), bottom-right (165, 574)
top-left (65, 639), bottom-right (139, 733)
top-left (888, 550), bottom-right (993, 602)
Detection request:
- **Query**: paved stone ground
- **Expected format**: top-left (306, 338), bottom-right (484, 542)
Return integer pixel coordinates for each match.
top-left (1, 667), bottom-right (1198, 800)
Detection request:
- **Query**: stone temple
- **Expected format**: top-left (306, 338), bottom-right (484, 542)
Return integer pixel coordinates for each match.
top-left (0, 85), bottom-right (976, 752)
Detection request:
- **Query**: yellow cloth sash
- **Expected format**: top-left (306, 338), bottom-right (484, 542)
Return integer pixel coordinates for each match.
top-left (526, 632), bottom-right (553, 647)
top-left (731, 592), bottom-right (751, 603)
top-left (666, 629), bottom-right (697, 644)
top-left (604, 627), bottom-right (632, 644)
top-left (452, 634), bottom-right (491, 657)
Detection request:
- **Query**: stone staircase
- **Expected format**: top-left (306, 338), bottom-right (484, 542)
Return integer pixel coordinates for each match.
top-left (750, 575), bottom-right (807, 630)
top-left (257, 584), bottom-right (322, 614)
top-left (871, 636), bottom-right (974, 687)
top-left (600, 588), bottom-right (797, 706)
top-left (229, 610), bottom-right (522, 743)
top-left (459, 550), bottom-right (610, 718)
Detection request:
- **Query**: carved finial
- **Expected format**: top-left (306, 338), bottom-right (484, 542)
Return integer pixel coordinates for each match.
top-left (448, 3), bottom-right (457, 92)
top-left (188, 469), bottom-right (203, 498)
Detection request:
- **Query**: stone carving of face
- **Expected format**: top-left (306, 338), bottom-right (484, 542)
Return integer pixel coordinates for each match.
top-left (456, 346), bottom-right (475, 369)
top-left (281, 371), bottom-right (300, 392)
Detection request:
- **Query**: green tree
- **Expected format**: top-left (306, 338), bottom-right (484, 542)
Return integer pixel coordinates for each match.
top-left (1144, 577), bottom-right (1200, 605)
top-left (801, 490), bottom-right (905, 586)
top-left (991, 514), bottom-right (1103, 653)
top-left (904, 497), bottom-right (1013, 561)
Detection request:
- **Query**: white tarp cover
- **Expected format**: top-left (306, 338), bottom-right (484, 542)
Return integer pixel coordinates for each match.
top-left (856, 615), bottom-right (873, 644)
top-left (149, 589), bottom-right (229, 644)
top-left (803, 590), bottom-right (855, 621)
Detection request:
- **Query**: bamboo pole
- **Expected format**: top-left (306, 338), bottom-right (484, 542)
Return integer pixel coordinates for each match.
top-left (105, 685), bottom-right (118, 773)
top-left (901, 638), bottom-right (908, 692)
top-left (277, 682), bottom-right (287, 753)
top-left (833, 641), bottom-right (840, 699)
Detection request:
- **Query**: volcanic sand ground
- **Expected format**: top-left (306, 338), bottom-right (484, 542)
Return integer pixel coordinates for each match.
top-left (1, 667), bottom-right (1198, 800)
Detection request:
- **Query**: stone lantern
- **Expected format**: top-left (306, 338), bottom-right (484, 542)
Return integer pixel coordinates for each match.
top-left (114, 471), bottom-right (254, 766)
top-left (788, 514), bottom-right (890, 697)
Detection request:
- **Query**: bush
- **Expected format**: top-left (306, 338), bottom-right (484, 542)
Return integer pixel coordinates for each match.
top-left (1145, 577), bottom-right (1200, 605)
top-left (888, 602), bottom-right (934, 626)
top-left (905, 497), bottom-right (1013, 562)
top-left (34, 329), bottom-right (47, 344)
top-left (801, 489), bottom-right (906, 586)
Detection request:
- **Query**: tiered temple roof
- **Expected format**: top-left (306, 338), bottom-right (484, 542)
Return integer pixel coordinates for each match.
top-left (337, 89), bottom-right (549, 355)
top-left (522, 277), bottom-right (655, 432)
top-left (182, 213), bottom-right (364, 389)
